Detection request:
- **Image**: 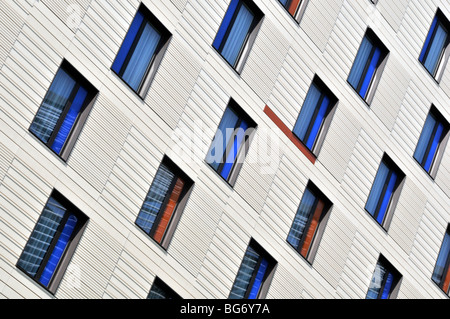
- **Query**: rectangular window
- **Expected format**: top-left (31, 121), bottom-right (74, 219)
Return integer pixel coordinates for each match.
top-left (365, 155), bottom-right (405, 230)
top-left (147, 277), bottom-right (181, 299)
top-left (278, 0), bottom-right (308, 22)
top-left (414, 106), bottom-right (449, 178)
top-left (205, 99), bottom-right (256, 186)
top-left (136, 156), bottom-right (193, 249)
top-left (29, 60), bottom-right (97, 161)
top-left (16, 190), bottom-right (88, 294)
top-left (287, 182), bottom-right (332, 263)
top-left (366, 255), bottom-right (402, 299)
top-left (432, 226), bottom-right (450, 295)
top-left (419, 9), bottom-right (450, 82)
top-left (213, 0), bottom-right (264, 73)
top-left (348, 29), bottom-right (389, 104)
top-left (229, 239), bottom-right (276, 299)
top-left (293, 75), bottom-right (338, 155)
top-left (112, 4), bottom-right (171, 97)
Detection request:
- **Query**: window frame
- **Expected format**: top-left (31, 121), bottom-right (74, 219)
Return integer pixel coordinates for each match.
top-left (28, 60), bottom-right (98, 161)
top-left (366, 255), bottom-right (402, 299)
top-left (286, 181), bottom-right (332, 264)
top-left (212, 0), bottom-right (264, 74)
top-left (229, 239), bottom-right (277, 299)
top-left (432, 225), bottom-right (450, 296)
top-left (365, 154), bottom-right (405, 231)
top-left (419, 9), bottom-right (450, 83)
top-left (16, 189), bottom-right (89, 294)
top-left (413, 105), bottom-right (449, 179)
top-left (147, 276), bottom-right (182, 299)
top-left (135, 155), bottom-right (194, 250)
top-left (278, 0), bottom-right (309, 23)
top-left (292, 75), bottom-right (338, 156)
top-left (347, 28), bottom-right (389, 105)
top-left (111, 3), bottom-right (172, 98)
top-left (205, 98), bottom-right (257, 187)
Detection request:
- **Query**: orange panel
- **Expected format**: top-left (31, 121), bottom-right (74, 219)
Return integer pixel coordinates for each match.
top-left (153, 178), bottom-right (184, 243)
top-left (300, 200), bottom-right (324, 258)
top-left (443, 265), bottom-right (450, 294)
top-left (288, 0), bottom-right (301, 16)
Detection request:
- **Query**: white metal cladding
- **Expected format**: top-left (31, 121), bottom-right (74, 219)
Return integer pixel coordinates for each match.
top-left (0, 0), bottom-right (449, 299)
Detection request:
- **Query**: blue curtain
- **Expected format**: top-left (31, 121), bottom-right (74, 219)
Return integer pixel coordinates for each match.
top-left (220, 3), bottom-right (254, 66)
top-left (348, 37), bottom-right (373, 90)
top-left (213, 0), bottom-right (240, 50)
top-left (359, 47), bottom-right (381, 98)
top-left (366, 263), bottom-right (386, 299)
top-left (39, 215), bottom-right (77, 286)
top-left (248, 258), bottom-right (268, 299)
top-left (420, 17), bottom-right (437, 62)
top-left (17, 197), bottom-right (66, 277)
top-left (365, 161), bottom-right (389, 217)
top-left (424, 123), bottom-right (443, 172)
top-left (206, 107), bottom-right (239, 171)
top-left (112, 11), bottom-right (144, 74)
top-left (380, 272), bottom-right (394, 299)
top-left (376, 172), bottom-right (397, 224)
top-left (221, 120), bottom-right (249, 180)
top-left (122, 22), bottom-right (161, 91)
top-left (293, 84), bottom-right (321, 142)
top-left (136, 164), bottom-right (174, 234)
top-left (279, 0), bottom-right (289, 5)
top-left (30, 69), bottom-right (76, 144)
top-left (287, 189), bottom-right (316, 249)
top-left (229, 246), bottom-right (260, 299)
top-left (51, 86), bottom-right (88, 154)
top-left (423, 23), bottom-right (447, 75)
top-left (414, 114), bottom-right (437, 165)
top-left (306, 96), bottom-right (329, 149)
top-left (432, 232), bottom-right (450, 285)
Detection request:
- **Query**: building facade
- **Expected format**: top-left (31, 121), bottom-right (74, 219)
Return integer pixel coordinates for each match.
top-left (0, 0), bottom-right (449, 299)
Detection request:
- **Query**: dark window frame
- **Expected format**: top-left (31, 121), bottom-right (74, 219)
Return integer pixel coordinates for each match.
top-left (278, 0), bottom-right (309, 23)
top-left (206, 98), bottom-right (257, 187)
top-left (365, 154), bottom-right (405, 231)
top-left (16, 189), bottom-right (89, 294)
top-left (432, 225), bottom-right (450, 296)
top-left (147, 276), bottom-right (182, 299)
top-left (413, 105), bottom-right (450, 179)
top-left (28, 60), bottom-right (98, 161)
top-left (135, 155), bottom-right (194, 250)
top-left (111, 3), bottom-right (172, 98)
top-left (287, 181), bottom-right (333, 264)
top-left (367, 255), bottom-right (402, 299)
top-left (229, 238), bottom-right (277, 299)
top-left (292, 75), bottom-right (338, 156)
top-left (347, 28), bottom-right (389, 105)
top-left (212, 0), bottom-right (264, 74)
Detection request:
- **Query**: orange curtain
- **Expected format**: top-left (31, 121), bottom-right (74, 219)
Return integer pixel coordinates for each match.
top-left (153, 178), bottom-right (184, 243)
top-left (288, 0), bottom-right (301, 16)
top-left (300, 200), bottom-right (324, 257)
top-left (443, 266), bottom-right (450, 294)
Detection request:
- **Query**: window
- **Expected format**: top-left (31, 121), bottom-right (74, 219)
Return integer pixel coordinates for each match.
top-left (365, 154), bottom-right (405, 230)
top-left (112, 4), bottom-right (171, 97)
top-left (287, 182), bottom-right (332, 263)
top-left (16, 190), bottom-right (88, 294)
top-left (147, 277), bottom-right (181, 299)
top-left (29, 60), bottom-right (97, 161)
top-left (293, 75), bottom-right (338, 155)
top-left (366, 255), bottom-right (402, 299)
top-left (136, 156), bottom-right (193, 249)
top-left (278, 0), bottom-right (309, 22)
top-left (348, 29), bottom-right (389, 104)
top-left (432, 226), bottom-right (450, 295)
top-left (419, 9), bottom-right (450, 82)
top-left (414, 106), bottom-right (449, 178)
top-left (212, 0), bottom-right (264, 73)
top-left (229, 239), bottom-right (276, 299)
top-left (205, 99), bottom-right (256, 186)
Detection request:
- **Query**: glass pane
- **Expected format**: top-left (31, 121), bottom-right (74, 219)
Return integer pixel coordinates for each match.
top-left (229, 246), bottom-right (260, 299)
top-left (287, 189), bottom-right (316, 249)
